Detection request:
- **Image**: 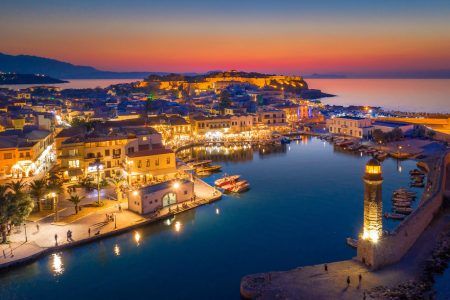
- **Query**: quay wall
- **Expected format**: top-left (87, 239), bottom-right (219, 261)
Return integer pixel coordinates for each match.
top-left (358, 152), bottom-right (450, 269)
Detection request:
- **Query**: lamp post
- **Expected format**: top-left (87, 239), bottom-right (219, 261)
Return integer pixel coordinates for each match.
top-left (114, 213), bottom-right (117, 229)
top-left (49, 192), bottom-right (58, 222)
top-left (91, 158), bottom-right (103, 206)
top-left (23, 223), bottom-right (27, 242)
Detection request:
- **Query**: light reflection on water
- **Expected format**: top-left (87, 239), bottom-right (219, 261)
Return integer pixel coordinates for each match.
top-left (51, 253), bottom-right (64, 276)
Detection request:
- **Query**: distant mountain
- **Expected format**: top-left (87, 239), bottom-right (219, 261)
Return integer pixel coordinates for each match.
top-left (0, 52), bottom-right (161, 79)
top-left (0, 72), bottom-right (67, 85)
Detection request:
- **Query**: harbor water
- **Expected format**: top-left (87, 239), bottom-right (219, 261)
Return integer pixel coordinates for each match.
top-left (0, 137), bottom-right (423, 299)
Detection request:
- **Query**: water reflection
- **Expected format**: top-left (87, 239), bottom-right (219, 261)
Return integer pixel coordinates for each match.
top-left (174, 221), bottom-right (182, 232)
top-left (215, 208), bottom-right (220, 215)
top-left (134, 232), bottom-right (141, 245)
top-left (50, 253), bottom-right (64, 276)
top-left (114, 244), bottom-right (120, 256)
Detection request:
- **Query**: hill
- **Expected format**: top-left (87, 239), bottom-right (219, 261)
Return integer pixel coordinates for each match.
top-left (0, 72), bottom-right (67, 85)
top-left (0, 52), bottom-right (156, 79)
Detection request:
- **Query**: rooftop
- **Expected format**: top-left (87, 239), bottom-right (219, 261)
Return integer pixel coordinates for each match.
top-left (140, 179), bottom-right (191, 194)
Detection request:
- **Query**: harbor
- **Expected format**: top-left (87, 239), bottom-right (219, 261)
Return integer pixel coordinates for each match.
top-left (0, 136), bottom-right (424, 299)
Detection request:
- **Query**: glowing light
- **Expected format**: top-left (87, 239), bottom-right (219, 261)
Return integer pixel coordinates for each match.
top-left (362, 229), bottom-right (379, 243)
top-left (173, 181), bottom-right (180, 190)
top-left (215, 208), bottom-right (220, 215)
top-left (51, 253), bottom-right (64, 276)
top-left (134, 231), bottom-right (141, 245)
top-left (132, 190), bottom-right (139, 196)
top-left (174, 221), bottom-right (182, 232)
top-left (114, 244), bottom-right (120, 256)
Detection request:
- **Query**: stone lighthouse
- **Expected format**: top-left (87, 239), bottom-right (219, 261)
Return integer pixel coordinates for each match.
top-left (357, 158), bottom-right (383, 268)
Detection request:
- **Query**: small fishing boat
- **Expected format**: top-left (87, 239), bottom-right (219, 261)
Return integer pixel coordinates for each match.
top-left (230, 182), bottom-right (250, 193)
top-left (384, 212), bottom-right (405, 220)
top-left (196, 164), bottom-right (222, 173)
top-left (346, 237), bottom-right (358, 248)
top-left (188, 160), bottom-right (213, 168)
top-left (394, 207), bottom-right (413, 215)
top-left (214, 175), bottom-right (241, 187)
top-left (409, 169), bottom-right (424, 176)
top-left (376, 152), bottom-right (388, 160)
top-left (196, 170), bottom-right (212, 177)
top-left (393, 202), bottom-right (411, 208)
top-left (411, 182), bottom-right (425, 188)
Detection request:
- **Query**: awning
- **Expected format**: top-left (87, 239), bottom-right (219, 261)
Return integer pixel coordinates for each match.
top-left (68, 168), bottom-right (83, 177)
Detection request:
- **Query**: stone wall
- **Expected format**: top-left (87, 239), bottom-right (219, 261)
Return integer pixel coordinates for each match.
top-left (358, 152), bottom-right (450, 269)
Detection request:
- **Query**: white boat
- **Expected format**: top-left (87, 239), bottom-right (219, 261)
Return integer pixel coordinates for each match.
top-left (214, 175), bottom-right (241, 187)
top-left (230, 182), bottom-right (250, 193)
top-left (346, 237), bottom-right (358, 248)
top-left (384, 212), bottom-right (405, 220)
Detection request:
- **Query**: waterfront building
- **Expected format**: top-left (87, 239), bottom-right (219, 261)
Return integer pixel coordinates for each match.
top-left (124, 148), bottom-right (177, 186)
top-left (327, 116), bottom-right (372, 138)
top-left (372, 120), bottom-right (414, 134)
top-left (357, 158), bottom-right (383, 266)
top-left (190, 114), bottom-right (254, 135)
top-left (0, 129), bottom-right (54, 179)
top-left (57, 125), bottom-right (162, 181)
top-left (256, 108), bottom-right (287, 128)
top-left (128, 179), bottom-right (194, 215)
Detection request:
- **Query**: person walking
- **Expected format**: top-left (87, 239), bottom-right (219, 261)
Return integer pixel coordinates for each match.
top-left (324, 264), bottom-right (328, 271)
top-left (88, 228), bottom-right (91, 237)
top-left (359, 274), bottom-right (362, 284)
top-left (347, 276), bottom-right (350, 286)
top-left (54, 233), bottom-right (58, 246)
top-left (67, 230), bottom-right (70, 242)
top-left (36, 223), bottom-right (40, 232)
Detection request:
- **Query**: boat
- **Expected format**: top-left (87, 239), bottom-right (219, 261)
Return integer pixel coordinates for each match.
top-left (188, 160), bottom-right (213, 168)
top-left (214, 175), bottom-right (241, 187)
top-left (393, 202), bottom-right (411, 208)
top-left (196, 170), bottom-right (212, 177)
top-left (410, 182), bottom-right (425, 188)
top-left (375, 152), bottom-right (388, 160)
top-left (346, 237), bottom-right (358, 248)
top-left (230, 182), bottom-right (250, 193)
top-left (394, 207), bottom-right (413, 214)
top-left (409, 169), bottom-right (424, 176)
top-left (384, 212), bottom-right (405, 220)
top-left (196, 164), bottom-right (222, 173)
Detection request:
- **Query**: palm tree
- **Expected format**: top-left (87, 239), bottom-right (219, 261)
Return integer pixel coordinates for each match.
top-left (7, 179), bottom-right (28, 196)
top-left (29, 179), bottom-right (47, 212)
top-left (67, 194), bottom-right (84, 214)
top-left (46, 173), bottom-right (64, 221)
top-left (108, 176), bottom-right (126, 202)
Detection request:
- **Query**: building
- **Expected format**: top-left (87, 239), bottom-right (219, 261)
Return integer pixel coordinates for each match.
top-left (128, 179), bottom-right (194, 215)
top-left (125, 148), bottom-right (177, 186)
top-left (357, 159), bottom-right (383, 267)
top-left (190, 114), bottom-right (254, 135)
top-left (372, 120), bottom-right (414, 134)
top-left (327, 116), bottom-right (372, 138)
top-left (256, 108), bottom-right (287, 127)
top-left (0, 129), bottom-right (54, 179)
top-left (57, 125), bottom-right (163, 181)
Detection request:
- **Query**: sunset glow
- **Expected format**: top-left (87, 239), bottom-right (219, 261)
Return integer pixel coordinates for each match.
top-left (1, 1), bottom-right (450, 74)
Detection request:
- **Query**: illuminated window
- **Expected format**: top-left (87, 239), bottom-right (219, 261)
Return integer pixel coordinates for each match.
top-left (68, 160), bottom-right (79, 168)
top-left (366, 165), bottom-right (381, 174)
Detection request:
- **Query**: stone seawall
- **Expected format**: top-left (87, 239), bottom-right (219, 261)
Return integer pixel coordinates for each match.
top-left (358, 152), bottom-right (450, 269)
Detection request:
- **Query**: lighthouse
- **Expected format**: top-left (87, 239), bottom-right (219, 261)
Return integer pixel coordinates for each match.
top-left (357, 158), bottom-right (383, 268)
top-left (362, 158), bottom-right (383, 243)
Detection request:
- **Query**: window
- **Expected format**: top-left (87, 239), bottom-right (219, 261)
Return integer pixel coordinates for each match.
top-left (143, 136), bottom-right (148, 141)
top-left (20, 153), bottom-right (24, 158)
top-left (138, 160), bottom-right (142, 168)
top-left (68, 160), bottom-right (79, 168)
top-left (155, 159), bottom-right (159, 166)
top-left (105, 149), bottom-right (110, 156)
top-left (166, 157), bottom-right (170, 164)
top-left (184, 190), bottom-right (188, 195)
top-left (26, 152), bottom-right (30, 157)
top-left (146, 159), bottom-right (150, 167)
top-left (4, 153), bottom-right (12, 159)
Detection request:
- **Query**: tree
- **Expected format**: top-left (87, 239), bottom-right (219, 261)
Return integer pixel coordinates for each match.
top-left (80, 176), bottom-right (108, 206)
top-left (46, 173), bottom-right (64, 220)
top-left (0, 184), bottom-right (34, 243)
top-left (372, 129), bottom-right (385, 144)
top-left (67, 194), bottom-right (84, 214)
top-left (108, 176), bottom-right (126, 202)
top-left (29, 179), bottom-right (47, 212)
top-left (412, 126), bottom-right (426, 138)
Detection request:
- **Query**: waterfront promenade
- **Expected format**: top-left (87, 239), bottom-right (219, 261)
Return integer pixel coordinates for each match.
top-left (0, 177), bottom-right (221, 270)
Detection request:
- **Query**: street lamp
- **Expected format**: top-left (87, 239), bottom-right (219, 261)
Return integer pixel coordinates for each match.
top-left (91, 158), bottom-right (104, 206)
top-left (48, 192), bottom-right (58, 222)
top-left (114, 213), bottom-right (117, 229)
top-left (23, 222), bottom-right (27, 242)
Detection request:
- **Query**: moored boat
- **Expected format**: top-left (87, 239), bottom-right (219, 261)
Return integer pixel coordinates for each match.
top-left (346, 237), bottom-right (358, 248)
top-left (214, 175), bottom-right (241, 187)
top-left (384, 212), bottom-right (405, 220)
